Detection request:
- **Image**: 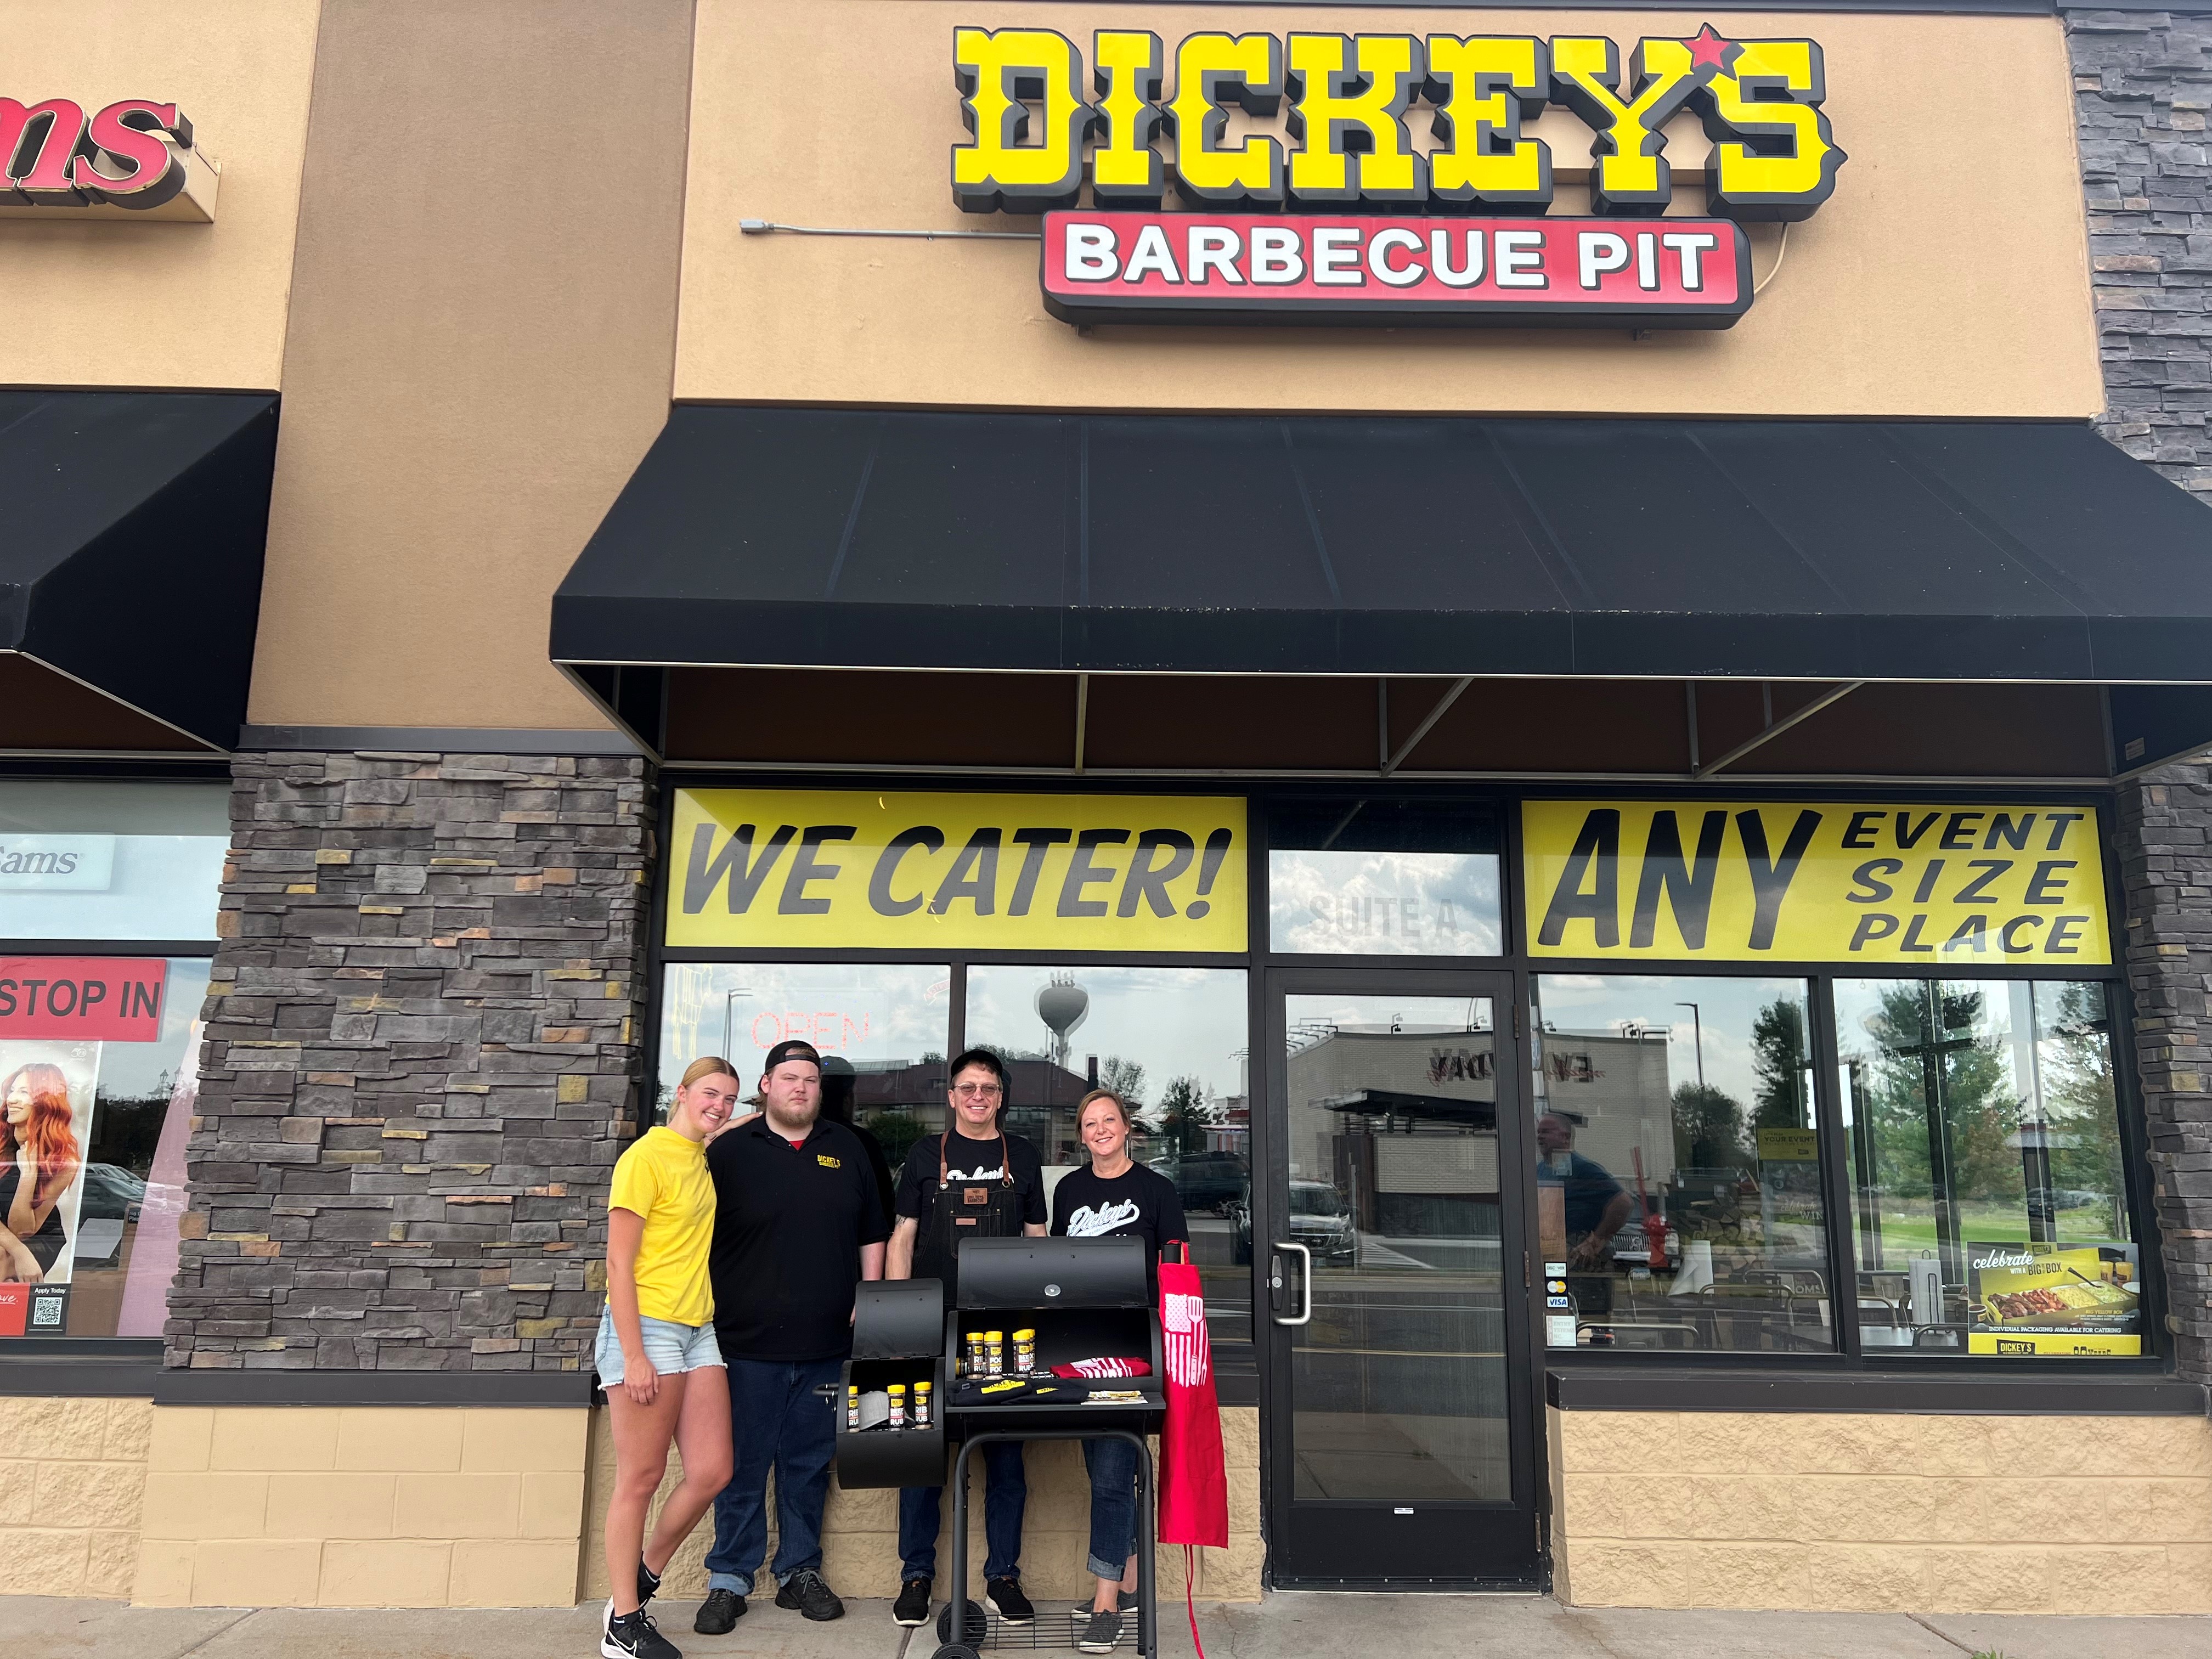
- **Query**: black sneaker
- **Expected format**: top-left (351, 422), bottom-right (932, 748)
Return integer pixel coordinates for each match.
top-left (1079, 1609), bottom-right (1124, 1654)
top-left (692, 1588), bottom-right (744, 1634)
top-left (602, 1604), bottom-right (682, 1659)
top-left (637, 1559), bottom-right (662, 1608)
top-left (775, 1568), bottom-right (845, 1622)
top-left (987, 1576), bottom-right (1034, 1626)
top-left (894, 1579), bottom-right (932, 1627)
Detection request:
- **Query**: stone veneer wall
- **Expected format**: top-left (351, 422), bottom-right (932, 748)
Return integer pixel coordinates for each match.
top-left (2115, 763), bottom-right (2212, 1381)
top-left (168, 750), bottom-right (654, 1371)
top-left (2072, 7), bottom-right (2212, 498)
top-left (1550, 1407), bottom-right (2212, 1612)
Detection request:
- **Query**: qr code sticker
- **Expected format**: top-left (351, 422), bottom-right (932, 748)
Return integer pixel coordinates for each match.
top-left (30, 1297), bottom-right (63, 1329)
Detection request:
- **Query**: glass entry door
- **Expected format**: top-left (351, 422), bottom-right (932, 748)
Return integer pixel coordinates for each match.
top-left (1262, 971), bottom-right (1539, 1585)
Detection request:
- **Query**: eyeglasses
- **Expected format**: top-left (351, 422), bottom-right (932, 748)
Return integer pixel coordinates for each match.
top-left (952, 1082), bottom-right (1004, 1100)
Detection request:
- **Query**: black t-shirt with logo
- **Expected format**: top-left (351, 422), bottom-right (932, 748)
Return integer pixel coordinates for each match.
top-left (894, 1130), bottom-right (1049, 1227)
top-left (1050, 1162), bottom-right (1188, 1299)
top-left (707, 1117), bottom-right (889, 1362)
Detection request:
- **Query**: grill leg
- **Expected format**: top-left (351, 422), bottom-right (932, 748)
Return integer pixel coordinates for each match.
top-left (1128, 1431), bottom-right (1156, 1659)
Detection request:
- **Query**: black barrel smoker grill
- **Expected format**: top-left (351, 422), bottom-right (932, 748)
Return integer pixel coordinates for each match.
top-left (836, 1237), bottom-right (1166, 1659)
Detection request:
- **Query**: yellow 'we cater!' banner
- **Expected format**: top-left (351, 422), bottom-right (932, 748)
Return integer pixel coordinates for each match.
top-left (668, 789), bottom-right (1246, 951)
top-left (1523, 802), bottom-right (2109, 964)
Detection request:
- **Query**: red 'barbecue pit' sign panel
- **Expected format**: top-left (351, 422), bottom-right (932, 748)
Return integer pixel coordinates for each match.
top-left (0, 958), bottom-right (167, 1042)
top-left (1040, 211), bottom-right (1751, 329)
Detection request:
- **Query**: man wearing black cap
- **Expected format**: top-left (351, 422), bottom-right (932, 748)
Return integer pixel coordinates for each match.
top-left (695, 1040), bottom-right (888, 1634)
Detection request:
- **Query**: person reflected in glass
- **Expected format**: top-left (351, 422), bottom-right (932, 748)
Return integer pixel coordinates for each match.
top-left (1050, 1088), bottom-right (1187, 1654)
top-left (0, 1064), bottom-right (82, 1284)
top-left (1537, 1112), bottom-right (1632, 1322)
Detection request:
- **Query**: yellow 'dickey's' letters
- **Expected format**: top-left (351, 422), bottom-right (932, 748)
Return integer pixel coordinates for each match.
top-left (1092, 30), bottom-right (1166, 205)
top-left (1693, 38), bottom-right (1846, 220)
top-left (669, 789), bottom-right (1248, 952)
top-left (1548, 35), bottom-right (1703, 215)
top-left (1167, 32), bottom-right (1286, 205)
top-left (1425, 35), bottom-right (1553, 210)
top-left (1523, 802), bottom-right (2111, 964)
top-left (1284, 33), bottom-right (1427, 205)
top-left (952, 26), bottom-right (1091, 213)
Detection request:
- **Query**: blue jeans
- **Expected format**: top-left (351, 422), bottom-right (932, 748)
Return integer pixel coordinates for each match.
top-left (706, 1355), bottom-right (843, 1595)
top-left (1082, 1436), bottom-right (1140, 1581)
top-left (899, 1441), bottom-right (1026, 1583)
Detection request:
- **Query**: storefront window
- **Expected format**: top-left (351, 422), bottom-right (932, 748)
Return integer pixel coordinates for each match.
top-left (655, 962), bottom-right (951, 1201)
top-left (966, 964), bottom-right (1252, 1376)
top-left (0, 780), bottom-right (228, 940)
top-left (1530, 975), bottom-right (1827, 1352)
top-left (1268, 796), bottom-right (1502, 956)
top-left (1835, 978), bottom-right (2140, 1357)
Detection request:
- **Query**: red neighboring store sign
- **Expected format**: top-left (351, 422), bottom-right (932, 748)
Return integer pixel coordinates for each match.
top-left (0, 958), bottom-right (166, 1041)
top-left (1040, 211), bottom-right (1751, 329)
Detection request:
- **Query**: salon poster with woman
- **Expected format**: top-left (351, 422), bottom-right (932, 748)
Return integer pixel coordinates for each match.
top-left (0, 1040), bottom-right (98, 1335)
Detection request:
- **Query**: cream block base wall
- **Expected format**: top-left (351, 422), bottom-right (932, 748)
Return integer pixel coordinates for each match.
top-left (0, 1397), bottom-right (152, 1601)
top-left (581, 1404), bottom-right (1264, 1605)
top-left (1550, 1407), bottom-right (2212, 1615)
top-left (132, 1406), bottom-right (590, 1609)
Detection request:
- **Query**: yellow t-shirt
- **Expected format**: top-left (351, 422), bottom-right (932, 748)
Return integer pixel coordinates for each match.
top-left (607, 1126), bottom-right (715, 1327)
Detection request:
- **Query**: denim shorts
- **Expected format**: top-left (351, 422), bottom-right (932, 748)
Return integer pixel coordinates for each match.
top-left (594, 1306), bottom-right (724, 1386)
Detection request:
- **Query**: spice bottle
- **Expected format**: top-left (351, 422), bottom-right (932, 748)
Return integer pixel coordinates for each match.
top-left (847, 1385), bottom-right (860, 1431)
top-left (913, 1380), bottom-right (933, 1429)
top-left (984, 1331), bottom-right (1006, 1376)
top-left (888, 1384), bottom-right (907, 1429)
top-left (1013, 1328), bottom-right (1036, 1374)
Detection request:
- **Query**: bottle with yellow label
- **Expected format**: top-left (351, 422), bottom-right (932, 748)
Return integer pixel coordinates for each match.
top-left (888, 1383), bottom-right (907, 1429)
top-left (913, 1380), bottom-right (932, 1429)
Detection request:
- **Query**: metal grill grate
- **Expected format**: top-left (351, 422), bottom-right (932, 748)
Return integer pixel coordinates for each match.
top-left (953, 1608), bottom-right (1144, 1651)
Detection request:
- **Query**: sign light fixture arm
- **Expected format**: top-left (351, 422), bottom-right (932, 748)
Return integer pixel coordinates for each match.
top-left (740, 218), bottom-right (1041, 242)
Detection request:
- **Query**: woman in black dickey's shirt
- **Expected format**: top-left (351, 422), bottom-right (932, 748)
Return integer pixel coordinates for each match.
top-left (1050, 1088), bottom-right (1187, 1655)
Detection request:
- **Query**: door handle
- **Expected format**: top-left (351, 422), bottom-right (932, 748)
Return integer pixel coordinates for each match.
top-left (1272, 1241), bottom-right (1313, 1327)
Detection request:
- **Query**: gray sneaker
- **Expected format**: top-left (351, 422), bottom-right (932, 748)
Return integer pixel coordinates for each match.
top-left (1079, 1608), bottom-right (1124, 1654)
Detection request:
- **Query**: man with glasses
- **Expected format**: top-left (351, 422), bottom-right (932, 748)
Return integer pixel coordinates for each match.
top-left (885, 1048), bottom-right (1047, 1631)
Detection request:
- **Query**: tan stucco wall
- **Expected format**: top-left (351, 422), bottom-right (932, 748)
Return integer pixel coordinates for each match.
top-left (0, 0), bottom-right (319, 392)
top-left (0, 1397), bottom-right (151, 1601)
top-left (678, 1), bottom-right (2101, 420)
top-left (132, 1406), bottom-right (589, 1609)
top-left (1550, 1407), bottom-right (2212, 1615)
top-left (242, 0), bottom-right (693, 732)
top-left (581, 1403), bottom-right (1265, 1605)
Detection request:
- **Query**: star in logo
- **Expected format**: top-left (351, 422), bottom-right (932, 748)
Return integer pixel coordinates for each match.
top-left (1682, 23), bottom-right (1742, 76)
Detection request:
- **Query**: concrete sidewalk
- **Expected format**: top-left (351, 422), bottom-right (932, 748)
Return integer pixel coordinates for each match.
top-left (15, 1593), bottom-right (2212, 1659)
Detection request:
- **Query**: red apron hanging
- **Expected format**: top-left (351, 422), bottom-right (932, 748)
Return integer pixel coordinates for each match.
top-left (1157, 1245), bottom-right (1228, 1548)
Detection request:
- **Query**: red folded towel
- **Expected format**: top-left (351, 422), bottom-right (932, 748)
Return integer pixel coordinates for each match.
top-left (1051, 1357), bottom-right (1152, 1379)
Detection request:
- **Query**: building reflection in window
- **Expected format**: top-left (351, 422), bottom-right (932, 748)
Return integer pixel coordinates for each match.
top-left (1529, 976), bottom-right (1829, 1353)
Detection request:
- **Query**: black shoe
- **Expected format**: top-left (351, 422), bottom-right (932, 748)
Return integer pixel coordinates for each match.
top-left (775, 1568), bottom-right (845, 1622)
top-left (894, 1579), bottom-right (932, 1627)
top-left (692, 1588), bottom-right (744, 1635)
top-left (638, 1559), bottom-right (662, 1608)
top-left (1079, 1609), bottom-right (1125, 1654)
top-left (987, 1577), bottom-right (1034, 1626)
top-left (602, 1604), bottom-right (682, 1659)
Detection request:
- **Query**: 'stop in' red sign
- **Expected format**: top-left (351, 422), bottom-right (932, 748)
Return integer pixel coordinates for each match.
top-left (0, 958), bottom-right (168, 1042)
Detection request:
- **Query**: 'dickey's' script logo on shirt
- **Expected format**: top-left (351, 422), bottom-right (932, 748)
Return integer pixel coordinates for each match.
top-left (1066, 1199), bottom-right (1142, 1237)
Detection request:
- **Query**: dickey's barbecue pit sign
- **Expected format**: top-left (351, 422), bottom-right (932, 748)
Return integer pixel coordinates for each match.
top-left (952, 25), bottom-right (1844, 329)
top-left (1523, 803), bottom-right (2111, 964)
top-left (670, 789), bottom-right (1247, 952)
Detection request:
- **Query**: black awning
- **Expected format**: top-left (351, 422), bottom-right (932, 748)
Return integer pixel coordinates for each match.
top-left (2, 391), bottom-right (278, 749)
top-left (553, 408), bottom-right (2212, 685)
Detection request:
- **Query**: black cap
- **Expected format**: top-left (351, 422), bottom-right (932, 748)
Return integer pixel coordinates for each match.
top-left (761, 1039), bottom-right (822, 1076)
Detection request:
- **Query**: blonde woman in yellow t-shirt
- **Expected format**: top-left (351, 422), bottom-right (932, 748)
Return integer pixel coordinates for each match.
top-left (598, 1057), bottom-right (742, 1659)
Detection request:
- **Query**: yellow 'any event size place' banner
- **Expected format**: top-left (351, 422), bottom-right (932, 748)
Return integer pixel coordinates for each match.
top-left (668, 789), bottom-right (1247, 951)
top-left (1523, 801), bottom-right (2110, 964)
